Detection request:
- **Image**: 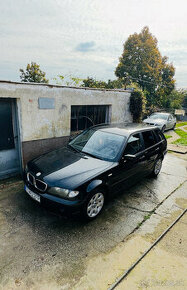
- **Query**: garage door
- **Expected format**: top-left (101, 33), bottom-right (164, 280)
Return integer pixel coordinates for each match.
top-left (0, 99), bottom-right (20, 179)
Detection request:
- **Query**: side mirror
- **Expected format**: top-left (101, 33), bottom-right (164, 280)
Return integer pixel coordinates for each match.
top-left (124, 154), bottom-right (136, 160)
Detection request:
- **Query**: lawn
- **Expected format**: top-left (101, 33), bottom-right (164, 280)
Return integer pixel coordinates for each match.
top-left (172, 128), bottom-right (187, 146)
top-left (176, 121), bottom-right (187, 128)
top-left (164, 134), bottom-right (172, 139)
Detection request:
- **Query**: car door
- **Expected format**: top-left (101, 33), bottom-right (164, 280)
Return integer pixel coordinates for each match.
top-left (170, 114), bottom-right (176, 129)
top-left (108, 133), bottom-right (146, 194)
top-left (141, 130), bottom-right (159, 172)
top-left (167, 114), bottom-right (174, 129)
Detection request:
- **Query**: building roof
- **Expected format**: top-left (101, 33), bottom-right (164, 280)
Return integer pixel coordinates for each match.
top-left (0, 80), bottom-right (131, 93)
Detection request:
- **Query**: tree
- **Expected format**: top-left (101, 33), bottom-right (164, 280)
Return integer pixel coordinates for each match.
top-left (53, 74), bottom-right (83, 87)
top-left (156, 56), bottom-right (175, 106)
top-left (115, 27), bottom-right (175, 106)
top-left (161, 89), bottom-right (186, 109)
top-left (53, 75), bottom-right (125, 89)
top-left (129, 88), bottom-right (146, 122)
top-left (20, 62), bottom-right (49, 83)
top-left (82, 77), bottom-right (108, 88)
top-left (82, 77), bottom-right (124, 89)
top-left (182, 90), bottom-right (187, 108)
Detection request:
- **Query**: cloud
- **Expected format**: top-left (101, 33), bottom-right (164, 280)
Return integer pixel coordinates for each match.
top-left (0, 0), bottom-right (187, 88)
top-left (75, 41), bottom-right (96, 52)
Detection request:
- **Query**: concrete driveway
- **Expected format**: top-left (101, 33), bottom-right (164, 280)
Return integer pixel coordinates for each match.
top-left (0, 153), bottom-right (186, 289)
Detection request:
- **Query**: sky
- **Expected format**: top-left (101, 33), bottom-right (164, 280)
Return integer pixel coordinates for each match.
top-left (0, 0), bottom-right (187, 88)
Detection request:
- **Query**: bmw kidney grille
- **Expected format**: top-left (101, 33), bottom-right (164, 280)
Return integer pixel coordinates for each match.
top-left (27, 172), bottom-right (47, 192)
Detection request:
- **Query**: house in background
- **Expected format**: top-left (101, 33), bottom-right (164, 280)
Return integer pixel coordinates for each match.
top-left (0, 80), bottom-right (132, 179)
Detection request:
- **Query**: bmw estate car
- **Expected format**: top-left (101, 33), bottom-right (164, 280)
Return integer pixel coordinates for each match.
top-left (24, 123), bottom-right (167, 220)
top-left (143, 112), bottom-right (176, 132)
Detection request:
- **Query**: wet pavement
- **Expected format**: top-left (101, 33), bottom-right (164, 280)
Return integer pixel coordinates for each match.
top-left (0, 153), bottom-right (186, 289)
top-left (117, 205), bottom-right (187, 290)
top-left (167, 128), bottom-right (187, 154)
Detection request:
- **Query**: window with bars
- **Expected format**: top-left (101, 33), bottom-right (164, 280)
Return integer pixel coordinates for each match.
top-left (71, 105), bottom-right (111, 132)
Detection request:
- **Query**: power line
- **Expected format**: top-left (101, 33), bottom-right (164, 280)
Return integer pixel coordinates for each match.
top-left (126, 75), bottom-right (173, 89)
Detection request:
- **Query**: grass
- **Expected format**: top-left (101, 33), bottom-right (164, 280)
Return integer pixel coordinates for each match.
top-left (137, 213), bottom-right (153, 228)
top-left (183, 126), bottom-right (187, 130)
top-left (172, 128), bottom-right (187, 146)
top-left (176, 121), bottom-right (187, 128)
top-left (164, 134), bottom-right (172, 139)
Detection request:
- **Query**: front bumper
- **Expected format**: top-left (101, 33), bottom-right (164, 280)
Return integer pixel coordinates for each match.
top-left (24, 182), bottom-right (85, 214)
top-left (143, 122), bottom-right (163, 129)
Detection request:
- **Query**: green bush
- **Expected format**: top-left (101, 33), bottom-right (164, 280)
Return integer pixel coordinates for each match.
top-left (130, 90), bottom-right (146, 122)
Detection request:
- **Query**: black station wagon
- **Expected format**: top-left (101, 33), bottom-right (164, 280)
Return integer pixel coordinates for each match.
top-left (24, 123), bottom-right (167, 220)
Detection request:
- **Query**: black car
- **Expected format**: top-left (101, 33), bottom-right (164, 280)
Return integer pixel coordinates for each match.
top-left (24, 123), bottom-right (167, 220)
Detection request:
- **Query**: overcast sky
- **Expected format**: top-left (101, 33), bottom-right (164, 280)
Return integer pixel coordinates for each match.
top-left (0, 0), bottom-right (187, 87)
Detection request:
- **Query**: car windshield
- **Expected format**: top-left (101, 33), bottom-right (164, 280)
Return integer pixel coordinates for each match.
top-left (68, 128), bottom-right (126, 161)
top-left (149, 113), bottom-right (168, 120)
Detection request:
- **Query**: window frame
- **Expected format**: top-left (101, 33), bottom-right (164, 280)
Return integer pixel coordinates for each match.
top-left (141, 129), bottom-right (164, 151)
top-left (71, 105), bottom-right (111, 132)
top-left (141, 129), bottom-right (158, 150)
top-left (153, 129), bottom-right (165, 143)
top-left (123, 132), bottom-right (144, 157)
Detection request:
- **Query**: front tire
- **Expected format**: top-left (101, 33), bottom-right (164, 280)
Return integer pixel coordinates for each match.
top-left (151, 158), bottom-right (162, 177)
top-left (173, 123), bottom-right (176, 130)
top-left (83, 190), bottom-right (105, 220)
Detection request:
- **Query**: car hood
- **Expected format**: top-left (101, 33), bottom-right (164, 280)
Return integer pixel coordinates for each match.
top-left (28, 147), bottom-right (116, 189)
top-left (143, 118), bottom-right (166, 125)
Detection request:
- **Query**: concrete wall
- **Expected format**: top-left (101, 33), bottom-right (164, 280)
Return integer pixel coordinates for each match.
top-left (0, 81), bottom-right (132, 166)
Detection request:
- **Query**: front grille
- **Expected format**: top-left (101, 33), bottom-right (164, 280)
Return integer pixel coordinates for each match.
top-left (27, 172), bottom-right (35, 185)
top-left (27, 172), bottom-right (47, 192)
top-left (35, 179), bottom-right (47, 192)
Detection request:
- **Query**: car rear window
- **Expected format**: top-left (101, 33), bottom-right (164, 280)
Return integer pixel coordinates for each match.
top-left (142, 130), bottom-right (156, 149)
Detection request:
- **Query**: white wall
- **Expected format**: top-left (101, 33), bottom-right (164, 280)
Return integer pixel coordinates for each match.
top-left (0, 81), bottom-right (132, 142)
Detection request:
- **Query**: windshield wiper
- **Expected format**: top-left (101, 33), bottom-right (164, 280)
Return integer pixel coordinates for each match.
top-left (68, 144), bottom-right (80, 153)
top-left (82, 151), bottom-right (103, 160)
top-left (68, 144), bottom-right (88, 159)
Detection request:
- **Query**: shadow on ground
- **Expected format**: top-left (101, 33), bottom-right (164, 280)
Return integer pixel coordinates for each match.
top-left (0, 153), bottom-right (186, 289)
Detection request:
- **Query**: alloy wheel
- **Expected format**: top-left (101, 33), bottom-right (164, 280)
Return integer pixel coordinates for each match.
top-left (154, 159), bottom-right (162, 175)
top-left (87, 192), bottom-right (104, 218)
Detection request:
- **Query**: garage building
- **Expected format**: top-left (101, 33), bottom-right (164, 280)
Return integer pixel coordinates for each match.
top-left (0, 80), bottom-right (132, 179)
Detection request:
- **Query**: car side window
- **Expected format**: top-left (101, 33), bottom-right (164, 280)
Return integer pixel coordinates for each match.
top-left (155, 129), bottom-right (165, 141)
top-left (142, 130), bottom-right (156, 149)
top-left (124, 134), bottom-right (143, 155)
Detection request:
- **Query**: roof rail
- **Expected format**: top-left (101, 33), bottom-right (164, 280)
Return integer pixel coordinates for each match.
top-left (89, 122), bottom-right (110, 129)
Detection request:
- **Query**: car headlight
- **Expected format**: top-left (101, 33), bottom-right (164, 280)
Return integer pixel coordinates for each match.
top-left (48, 187), bottom-right (79, 199)
top-left (155, 123), bottom-right (161, 126)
